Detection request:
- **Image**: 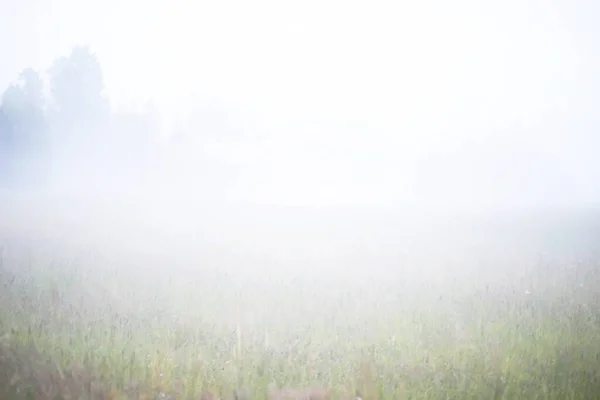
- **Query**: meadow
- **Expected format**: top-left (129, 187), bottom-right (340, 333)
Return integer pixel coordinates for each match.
top-left (1, 199), bottom-right (600, 399)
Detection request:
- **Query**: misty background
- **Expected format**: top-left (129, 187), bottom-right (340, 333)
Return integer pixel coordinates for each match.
top-left (1, 0), bottom-right (600, 290)
top-left (2, 5), bottom-right (600, 398)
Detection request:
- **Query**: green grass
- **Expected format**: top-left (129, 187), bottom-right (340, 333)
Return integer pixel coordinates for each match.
top-left (1, 241), bottom-right (600, 399)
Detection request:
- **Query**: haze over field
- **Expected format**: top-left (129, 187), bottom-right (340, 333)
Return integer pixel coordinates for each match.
top-left (0, 0), bottom-right (599, 326)
top-left (1, 0), bottom-right (600, 211)
top-left (1, 1), bottom-right (600, 398)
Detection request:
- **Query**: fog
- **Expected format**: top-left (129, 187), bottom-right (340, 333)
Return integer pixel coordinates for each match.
top-left (1, 0), bottom-right (600, 290)
top-left (1, 2), bottom-right (600, 396)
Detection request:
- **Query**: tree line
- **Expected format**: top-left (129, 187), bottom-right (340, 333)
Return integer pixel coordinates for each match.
top-left (0, 46), bottom-right (166, 190)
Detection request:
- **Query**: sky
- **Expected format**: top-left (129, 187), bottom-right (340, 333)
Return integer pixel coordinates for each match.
top-left (1, 0), bottom-right (600, 208)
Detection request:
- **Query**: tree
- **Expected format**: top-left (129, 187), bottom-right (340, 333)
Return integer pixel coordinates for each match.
top-left (47, 45), bottom-right (110, 166)
top-left (45, 46), bottom-right (111, 187)
top-left (0, 68), bottom-right (48, 188)
top-left (48, 46), bottom-right (109, 123)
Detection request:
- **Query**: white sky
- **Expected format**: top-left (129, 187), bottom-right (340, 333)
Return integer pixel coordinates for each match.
top-left (1, 0), bottom-right (600, 208)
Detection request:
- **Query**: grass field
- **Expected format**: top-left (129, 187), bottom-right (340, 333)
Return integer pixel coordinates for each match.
top-left (1, 204), bottom-right (600, 399)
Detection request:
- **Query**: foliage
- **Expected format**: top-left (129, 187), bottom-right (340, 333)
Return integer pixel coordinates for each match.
top-left (48, 46), bottom-right (109, 124)
top-left (0, 46), bottom-right (159, 190)
top-left (0, 68), bottom-right (48, 187)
